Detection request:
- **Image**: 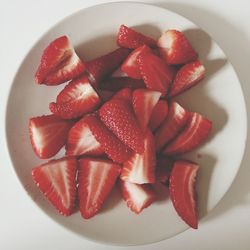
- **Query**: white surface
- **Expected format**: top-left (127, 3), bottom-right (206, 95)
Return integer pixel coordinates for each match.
top-left (1, 0), bottom-right (250, 249)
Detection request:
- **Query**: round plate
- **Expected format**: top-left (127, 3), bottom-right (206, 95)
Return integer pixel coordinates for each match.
top-left (5, 2), bottom-right (247, 246)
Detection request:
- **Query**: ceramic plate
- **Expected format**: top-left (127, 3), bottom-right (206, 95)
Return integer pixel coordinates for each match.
top-left (5, 2), bottom-right (247, 246)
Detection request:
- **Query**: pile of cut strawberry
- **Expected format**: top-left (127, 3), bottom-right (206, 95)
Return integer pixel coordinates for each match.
top-left (30, 25), bottom-right (212, 229)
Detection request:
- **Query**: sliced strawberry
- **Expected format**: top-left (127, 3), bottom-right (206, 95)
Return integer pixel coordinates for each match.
top-left (66, 117), bottom-right (104, 156)
top-left (132, 89), bottom-right (161, 131)
top-left (29, 115), bottom-right (74, 159)
top-left (100, 77), bottom-right (145, 91)
top-left (119, 180), bottom-right (156, 214)
top-left (121, 45), bottom-right (151, 79)
top-left (86, 48), bottom-right (130, 86)
top-left (169, 60), bottom-right (205, 97)
top-left (164, 113), bottom-right (212, 155)
top-left (32, 156), bottom-right (77, 216)
top-left (35, 36), bottom-right (85, 85)
top-left (99, 99), bottom-right (144, 153)
top-left (78, 158), bottom-right (121, 219)
top-left (149, 100), bottom-right (169, 131)
top-left (117, 25), bottom-right (156, 49)
top-left (112, 88), bottom-right (132, 102)
top-left (157, 30), bottom-right (198, 65)
top-left (155, 101), bottom-right (190, 152)
top-left (137, 52), bottom-right (175, 95)
top-left (169, 160), bottom-right (199, 229)
top-left (49, 76), bottom-right (101, 119)
top-left (121, 130), bottom-right (156, 184)
top-left (111, 67), bottom-right (128, 77)
top-left (155, 156), bottom-right (173, 183)
top-left (84, 114), bottom-right (132, 163)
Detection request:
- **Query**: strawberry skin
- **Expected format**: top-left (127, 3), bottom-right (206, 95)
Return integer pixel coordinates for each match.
top-left (29, 114), bottom-right (74, 159)
top-left (169, 60), bottom-right (205, 97)
top-left (49, 76), bottom-right (101, 119)
top-left (149, 100), bottom-right (169, 131)
top-left (66, 117), bottom-right (104, 156)
top-left (132, 89), bottom-right (161, 131)
top-left (119, 180), bottom-right (156, 214)
top-left (121, 45), bottom-right (151, 79)
top-left (99, 99), bottom-right (144, 153)
top-left (157, 30), bottom-right (198, 65)
top-left (100, 77), bottom-right (145, 91)
top-left (112, 88), bottom-right (132, 102)
top-left (78, 158), bottom-right (121, 219)
top-left (155, 101), bottom-right (190, 152)
top-left (137, 52), bottom-right (175, 95)
top-left (84, 114), bottom-right (132, 163)
top-left (121, 130), bottom-right (156, 184)
top-left (32, 156), bottom-right (78, 216)
top-left (169, 160), bottom-right (199, 229)
top-left (86, 48), bottom-right (130, 86)
top-left (117, 25), bottom-right (156, 49)
top-left (35, 36), bottom-right (85, 85)
top-left (164, 113), bottom-right (212, 155)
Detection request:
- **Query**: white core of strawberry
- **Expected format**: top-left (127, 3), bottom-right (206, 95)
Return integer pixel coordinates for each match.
top-left (187, 65), bottom-right (205, 82)
top-left (31, 124), bottom-right (44, 154)
top-left (173, 102), bottom-right (187, 118)
top-left (157, 31), bottom-right (174, 50)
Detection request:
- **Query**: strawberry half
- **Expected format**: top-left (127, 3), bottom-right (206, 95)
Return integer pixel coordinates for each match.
top-left (78, 158), bottom-right (121, 219)
top-left (155, 101), bottom-right (190, 152)
top-left (117, 24), bottom-right (156, 49)
top-left (121, 130), bottom-right (156, 184)
top-left (157, 30), bottom-right (198, 65)
top-left (49, 76), bottom-right (101, 119)
top-left (99, 99), bottom-right (144, 153)
top-left (29, 115), bottom-right (74, 159)
top-left (149, 100), bottom-right (169, 131)
top-left (155, 156), bottom-right (173, 183)
top-left (132, 89), bottom-right (161, 131)
top-left (84, 114), bottom-right (132, 163)
top-left (35, 36), bottom-right (85, 85)
top-left (32, 156), bottom-right (78, 216)
top-left (100, 77), bottom-right (145, 91)
top-left (164, 112), bottom-right (212, 155)
top-left (119, 180), bottom-right (156, 214)
top-left (121, 45), bottom-right (151, 79)
top-left (137, 52), bottom-right (175, 95)
top-left (112, 88), bottom-right (132, 102)
top-left (66, 116), bottom-right (104, 156)
top-left (169, 60), bottom-right (205, 97)
top-left (86, 48), bottom-right (130, 86)
top-left (169, 160), bottom-right (199, 229)
top-left (111, 67), bottom-right (128, 77)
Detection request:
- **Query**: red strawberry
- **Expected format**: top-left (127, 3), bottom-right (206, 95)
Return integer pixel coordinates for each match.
top-left (49, 76), bottom-right (101, 119)
top-left (99, 99), bottom-right (144, 153)
top-left (157, 30), bottom-right (198, 65)
top-left (66, 117), bottom-right (104, 156)
top-left (155, 101), bottom-right (190, 152)
top-left (137, 52), bottom-right (175, 95)
top-left (29, 115), bottom-right (74, 159)
top-left (155, 156), bottom-right (173, 183)
top-left (86, 48), bottom-right (130, 86)
top-left (112, 88), bottom-right (132, 102)
top-left (169, 60), bottom-right (205, 97)
top-left (78, 158), bottom-right (121, 219)
top-left (84, 114), bottom-right (132, 163)
top-left (117, 25), bottom-right (156, 49)
top-left (121, 130), bottom-right (156, 184)
top-left (149, 100), bottom-right (168, 131)
top-left (132, 89), bottom-right (161, 131)
top-left (32, 156), bottom-right (77, 216)
top-left (35, 36), bottom-right (85, 85)
top-left (119, 180), bottom-right (156, 214)
top-left (121, 45), bottom-right (151, 79)
top-left (112, 67), bottom-right (128, 77)
top-left (100, 77), bottom-right (145, 91)
top-left (169, 160), bottom-right (199, 229)
top-left (164, 113), bottom-right (212, 155)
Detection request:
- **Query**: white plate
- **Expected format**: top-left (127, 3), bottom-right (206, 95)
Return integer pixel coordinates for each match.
top-left (5, 2), bottom-right (247, 246)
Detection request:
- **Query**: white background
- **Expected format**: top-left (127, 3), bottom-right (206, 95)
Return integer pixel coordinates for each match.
top-left (1, 0), bottom-right (250, 249)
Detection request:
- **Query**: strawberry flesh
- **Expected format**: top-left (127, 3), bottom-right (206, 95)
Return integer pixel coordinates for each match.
top-left (112, 88), bottom-right (132, 102)
top-left (169, 160), bottom-right (199, 229)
